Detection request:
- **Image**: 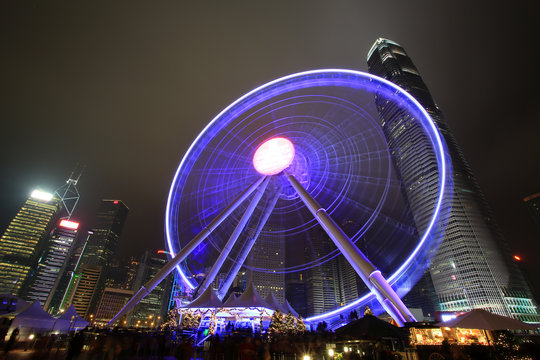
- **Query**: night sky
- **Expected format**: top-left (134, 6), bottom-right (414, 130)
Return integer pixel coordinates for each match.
top-left (1, 2), bottom-right (539, 296)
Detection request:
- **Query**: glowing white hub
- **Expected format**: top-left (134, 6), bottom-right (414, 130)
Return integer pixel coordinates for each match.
top-left (253, 137), bottom-right (295, 175)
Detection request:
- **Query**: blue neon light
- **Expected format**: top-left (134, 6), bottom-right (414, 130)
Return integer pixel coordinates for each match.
top-left (165, 70), bottom-right (451, 321)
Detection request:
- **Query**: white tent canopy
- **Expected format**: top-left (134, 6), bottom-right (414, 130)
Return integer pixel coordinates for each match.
top-left (437, 309), bottom-right (538, 330)
top-left (265, 292), bottom-right (287, 313)
top-left (283, 300), bottom-right (299, 317)
top-left (179, 283), bottom-right (300, 324)
top-left (53, 305), bottom-right (89, 332)
top-left (3, 300), bottom-right (55, 334)
top-left (225, 283), bottom-right (270, 309)
top-left (184, 287), bottom-right (224, 309)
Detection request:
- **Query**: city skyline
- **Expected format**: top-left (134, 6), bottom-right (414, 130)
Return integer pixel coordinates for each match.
top-left (1, 1), bottom-right (539, 301)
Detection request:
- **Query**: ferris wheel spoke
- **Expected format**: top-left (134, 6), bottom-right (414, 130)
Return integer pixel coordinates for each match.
top-left (323, 172), bottom-right (400, 187)
top-left (202, 145), bottom-right (252, 163)
top-left (317, 125), bottom-right (382, 149)
top-left (190, 166), bottom-right (253, 176)
top-left (308, 148), bottom-right (391, 168)
top-left (198, 177), bottom-right (256, 194)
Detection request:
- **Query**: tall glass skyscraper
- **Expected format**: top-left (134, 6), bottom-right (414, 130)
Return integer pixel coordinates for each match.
top-left (128, 250), bottom-right (173, 327)
top-left (247, 231), bottom-right (286, 303)
top-left (0, 190), bottom-right (62, 296)
top-left (25, 219), bottom-right (80, 306)
top-left (80, 200), bottom-right (129, 267)
top-left (69, 199), bottom-right (129, 318)
top-left (367, 38), bottom-right (540, 322)
top-left (524, 193), bottom-right (540, 231)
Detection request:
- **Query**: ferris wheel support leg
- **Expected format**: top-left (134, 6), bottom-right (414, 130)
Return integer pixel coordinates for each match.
top-left (218, 188), bottom-right (281, 300)
top-left (195, 177), bottom-right (270, 298)
top-left (107, 176), bottom-right (267, 327)
top-left (285, 172), bottom-right (416, 326)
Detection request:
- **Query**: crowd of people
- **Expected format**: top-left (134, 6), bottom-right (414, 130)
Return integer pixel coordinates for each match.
top-left (0, 327), bottom-right (383, 360)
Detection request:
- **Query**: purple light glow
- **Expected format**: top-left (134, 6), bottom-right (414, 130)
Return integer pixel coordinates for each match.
top-left (253, 137), bottom-right (295, 175)
top-left (165, 69), bottom-right (451, 318)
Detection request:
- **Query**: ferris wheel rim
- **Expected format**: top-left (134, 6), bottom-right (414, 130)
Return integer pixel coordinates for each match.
top-left (165, 69), bottom-right (450, 321)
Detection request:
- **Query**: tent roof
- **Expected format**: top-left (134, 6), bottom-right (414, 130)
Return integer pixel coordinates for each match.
top-left (0, 300), bottom-right (51, 320)
top-left (264, 292), bottom-right (286, 313)
top-left (57, 305), bottom-right (83, 321)
top-left (225, 283), bottom-right (270, 309)
top-left (53, 305), bottom-right (89, 332)
top-left (184, 287), bottom-right (223, 309)
top-left (336, 315), bottom-right (407, 338)
top-left (19, 300), bottom-right (54, 320)
top-left (223, 293), bottom-right (238, 307)
top-left (283, 300), bottom-right (298, 317)
top-left (437, 309), bottom-right (538, 330)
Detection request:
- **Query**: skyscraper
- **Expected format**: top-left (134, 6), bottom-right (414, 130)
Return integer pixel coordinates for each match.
top-left (128, 250), bottom-right (173, 327)
top-left (523, 193), bottom-right (540, 231)
top-left (69, 199), bottom-right (129, 318)
top-left (0, 190), bottom-right (62, 296)
top-left (25, 219), bottom-right (80, 307)
top-left (80, 200), bottom-right (129, 267)
top-left (367, 38), bottom-right (540, 322)
top-left (303, 230), bottom-right (339, 316)
top-left (247, 231), bottom-right (286, 303)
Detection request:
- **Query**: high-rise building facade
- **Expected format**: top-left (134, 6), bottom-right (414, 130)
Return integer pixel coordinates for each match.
top-left (367, 38), bottom-right (540, 322)
top-left (94, 287), bottom-right (134, 326)
top-left (69, 264), bottom-right (102, 318)
top-left (0, 190), bottom-right (62, 296)
top-left (80, 200), bottom-right (129, 267)
top-left (524, 193), bottom-right (540, 231)
top-left (247, 232), bottom-right (286, 303)
top-left (128, 251), bottom-right (173, 327)
top-left (69, 200), bottom-right (129, 318)
top-left (303, 230), bottom-right (339, 316)
top-left (25, 219), bottom-right (80, 307)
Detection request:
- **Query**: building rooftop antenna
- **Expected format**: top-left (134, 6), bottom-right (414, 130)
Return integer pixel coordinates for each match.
top-left (55, 164), bottom-right (85, 220)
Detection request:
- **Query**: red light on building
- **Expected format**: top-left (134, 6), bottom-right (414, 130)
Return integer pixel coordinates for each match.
top-left (514, 255), bottom-right (521, 261)
top-left (113, 200), bottom-right (119, 204)
top-left (157, 250), bottom-right (170, 255)
top-left (59, 219), bottom-right (80, 230)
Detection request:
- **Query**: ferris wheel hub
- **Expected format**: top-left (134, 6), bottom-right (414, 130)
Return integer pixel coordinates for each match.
top-left (253, 137), bottom-right (295, 175)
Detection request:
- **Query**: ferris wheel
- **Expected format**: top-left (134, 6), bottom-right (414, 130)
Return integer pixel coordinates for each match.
top-left (110, 70), bottom-right (451, 327)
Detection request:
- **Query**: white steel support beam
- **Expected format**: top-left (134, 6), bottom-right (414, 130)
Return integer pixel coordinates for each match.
top-left (195, 177), bottom-right (270, 298)
top-left (107, 176), bottom-right (267, 326)
top-left (285, 172), bottom-right (415, 326)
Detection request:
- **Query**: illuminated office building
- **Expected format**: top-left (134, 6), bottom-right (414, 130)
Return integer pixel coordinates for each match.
top-left (70, 264), bottom-right (102, 319)
top-left (70, 199), bottom-right (129, 318)
top-left (128, 250), bottom-right (173, 327)
top-left (247, 231), bottom-right (285, 303)
top-left (524, 193), bottom-right (540, 231)
top-left (367, 38), bottom-right (540, 322)
top-left (0, 190), bottom-right (62, 296)
top-left (94, 287), bottom-right (134, 326)
top-left (79, 200), bottom-right (129, 267)
top-left (25, 219), bottom-right (80, 307)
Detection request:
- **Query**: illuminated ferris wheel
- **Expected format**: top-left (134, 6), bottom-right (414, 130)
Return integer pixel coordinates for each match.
top-left (110, 70), bottom-right (451, 326)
